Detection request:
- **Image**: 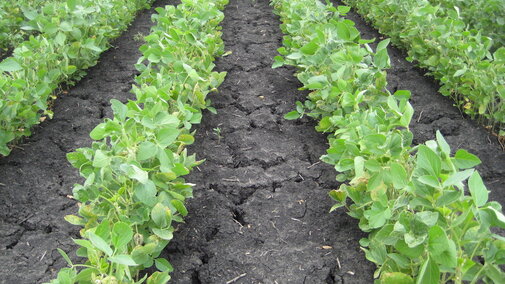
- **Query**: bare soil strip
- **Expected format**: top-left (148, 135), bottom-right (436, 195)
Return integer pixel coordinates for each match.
top-left (0, 1), bottom-right (175, 282)
top-left (166, 0), bottom-right (374, 283)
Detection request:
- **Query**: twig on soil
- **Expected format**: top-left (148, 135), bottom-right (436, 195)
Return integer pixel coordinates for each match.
top-left (270, 221), bottom-right (288, 244)
top-left (307, 161), bottom-right (320, 169)
top-left (39, 250), bottom-right (47, 261)
top-left (416, 110), bottom-right (423, 123)
top-left (290, 217), bottom-right (302, 222)
top-left (487, 135), bottom-right (492, 145)
top-left (226, 273), bottom-right (247, 284)
top-left (196, 166), bottom-right (201, 172)
top-left (223, 177), bottom-right (240, 182)
top-left (231, 113), bottom-right (242, 118)
top-left (336, 257), bottom-right (342, 270)
top-left (233, 218), bottom-right (243, 228)
top-left (0, 182), bottom-right (5, 186)
top-left (298, 174), bottom-right (304, 181)
top-left (498, 137), bottom-right (505, 150)
top-left (240, 147), bottom-right (252, 151)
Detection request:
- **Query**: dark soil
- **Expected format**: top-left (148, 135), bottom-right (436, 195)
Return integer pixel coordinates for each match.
top-left (165, 0), bottom-right (373, 283)
top-left (0, 1), bottom-right (175, 282)
top-left (0, 0), bottom-right (504, 283)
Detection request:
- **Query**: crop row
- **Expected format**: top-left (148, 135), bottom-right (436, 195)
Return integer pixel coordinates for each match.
top-left (0, 0), bottom-right (63, 56)
top-left (272, 0), bottom-right (505, 282)
top-left (342, 0), bottom-right (505, 134)
top-left (48, 0), bottom-right (227, 283)
top-left (0, 0), bottom-right (155, 156)
top-left (428, 0), bottom-right (505, 51)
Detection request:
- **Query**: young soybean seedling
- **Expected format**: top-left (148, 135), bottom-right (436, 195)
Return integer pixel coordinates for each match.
top-left (213, 127), bottom-right (223, 142)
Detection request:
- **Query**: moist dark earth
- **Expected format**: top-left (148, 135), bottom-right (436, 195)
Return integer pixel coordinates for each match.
top-left (0, 0), bottom-right (504, 283)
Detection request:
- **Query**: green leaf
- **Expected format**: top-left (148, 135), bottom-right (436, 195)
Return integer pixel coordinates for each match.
top-left (171, 199), bottom-right (188, 216)
top-left (404, 232), bottom-right (427, 248)
top-left (54, 268), bottom-right (76, 283)
top-left (0, 58), bottom-right (23, 72)
top-left (335, 22), bottom-right (351, 41)
top-left (381, 272), bottom-right (414, 284)
top-left (90, 123), bottom-right (107, 140)
top-left (480, 207), bottom-right (505, 229)
top-left (157, 127), bottom-right (179, 148)
top-left (468, 171), bottom-right (488, 207)
top-left (400, 102), bottom-right (414, 127)
top-left (436, 189), bottom-right (462, 206)
top-left (374, 49), bottom-right (390, 69)
top-left (387, 253), bottom-right (410, 269)
top-left (112, 222), bottom-right (133, 250)
top-left (178, 134), bottom-right (194, 145)
top-left (147, 271), bottom-right (171, 284)
top-left (88, 232), bottom-right (113, 256)
top-left (435, 131), bottom-right (450, 155)
top-left (300, 39), bottom-right (319, 55)
top-left (129, 165), bottom-right (149, 184)
top-left (337, 5), bottom-right (351, 14)
top-left (57, 248), bottom-right (74, 267)
top-left (155, 258), bottom-right (174, 273)
top-left (442, 169), bottom-right (473, 187)
top-left (416, 211), bottom-right (438, 227)
top-left (418, 175), bottom-right (440, 188)
top-left (286, 52), bottom-right (302, 60)
top-left (134, 180), bottom-right (157, 206)
top-left (416, 257), bottom-right (439, 284)
top-left (272, 56), bottom-right (285, 68)
top-left (484, 264), bottom-right (505, 283)
top-left (108, 255), bottom-right (138, 266)
top-left (137, 141), bottom-right (158, 161)
top-left (390, 162), bottom-right (408, 189)
top-left (111, 99), bottom-right (128, 121)
top-left (364, 203), bottom-right (391, 229)
top-left (428, 226), bottom-right (457, 267)
top-left (151, 203), bottom-right (169, 228)
top-left (75, 268), bottom-right (98, 282)
top-left (306, 75), bottom-right (328, 89)
top-left (92, 150), bottom-right (110, 168)
top-left (152, 227), bottom-right (174, 240)
top-left (417, 145), bottom-right (441, 176)
top-left (376, 39), bottom-right (391, 51)
top-left (284, 111), bottom-right (300, 120)
top-left (172, 163), bottom-right (189, 176)
top-left (329, 189), bottom-right (347, 203)
top-left (64, 215), bottom-right (86, 226)
top-left (453, 149), bottom-right (481, 169)
top-left (395, 239), bottom-right (424, 259)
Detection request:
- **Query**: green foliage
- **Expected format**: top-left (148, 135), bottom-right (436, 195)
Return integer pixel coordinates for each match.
top-left (344, 0), bottom-right (505, 133)
top-left (0, 0), bottom-right (64, 55)
top-left (429, 0), bottom-right (505, 51)
top-left (0, 0), bottom-right (155, 156)
top-left (271, 0), bottom-right (505, 283)
top-left (47, 0), bottom-right (228, 283)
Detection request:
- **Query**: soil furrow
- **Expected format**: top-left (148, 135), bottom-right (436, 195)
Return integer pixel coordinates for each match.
top-left (331, 0), bottom-right (505, 207)
top-left (166, 0), bottom-right (374, 283)
top-left (0, 1), bottom-right (174, 282)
